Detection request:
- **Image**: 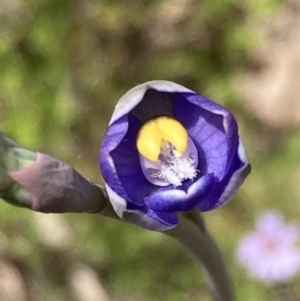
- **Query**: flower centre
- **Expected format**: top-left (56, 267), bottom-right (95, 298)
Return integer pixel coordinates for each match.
top-left (263, 239), bottom-right (278, 252)
top-left (136, 116), bottom-right (198, 187)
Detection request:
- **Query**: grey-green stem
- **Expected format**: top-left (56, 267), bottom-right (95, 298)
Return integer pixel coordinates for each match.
top-left (167, 210), bottom-right (235, 301)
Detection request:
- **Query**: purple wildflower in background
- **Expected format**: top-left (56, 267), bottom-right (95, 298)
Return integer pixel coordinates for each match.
top-left (236, 211), bottom-right (300, 284)
top-left (99, 81), bottom-right (250, 231)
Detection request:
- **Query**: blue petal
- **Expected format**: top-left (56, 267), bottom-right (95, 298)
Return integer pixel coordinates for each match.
top-left (100, 114), bottom-right (154, 207)
top-left (144, 173), bottom-right (215, 213)
top-left (99, 116), bottom-right (130, 202)
top-left (173, 93), bottom-right (238, 181)
top-left (198, 140), bottom-right (251, 211)
top-left (123, 207), bottom-right (178, 231)
top-left (105, 184), bottom-right (177, 231)
top-left (123, 198), bottom-right (179, 230)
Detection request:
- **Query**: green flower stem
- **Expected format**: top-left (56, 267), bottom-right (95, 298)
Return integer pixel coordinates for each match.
top-left (166, 210), bottom-right (235, 301)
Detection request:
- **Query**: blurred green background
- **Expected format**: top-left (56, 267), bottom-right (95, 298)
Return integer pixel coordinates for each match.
top-left (1, 0), bottom-right (300, 300)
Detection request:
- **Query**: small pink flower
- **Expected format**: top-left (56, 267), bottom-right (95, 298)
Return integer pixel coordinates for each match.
top-left (236, 211), bottom-right (300, 284)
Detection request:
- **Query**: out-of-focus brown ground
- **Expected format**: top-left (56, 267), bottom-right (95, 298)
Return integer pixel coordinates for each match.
top-left (238, 0), bottom-right (300, 128)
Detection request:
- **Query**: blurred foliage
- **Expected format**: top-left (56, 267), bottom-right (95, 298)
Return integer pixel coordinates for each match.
top-left (1, 0), bottom-right (300, 301)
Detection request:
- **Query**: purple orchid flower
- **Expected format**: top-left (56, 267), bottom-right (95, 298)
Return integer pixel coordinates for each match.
top-left (99, 80), bottom-right (251, 231)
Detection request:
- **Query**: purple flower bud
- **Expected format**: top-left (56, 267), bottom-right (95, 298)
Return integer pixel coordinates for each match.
top-left (8, 153), bottom-right (104, 213)
top-left (99, 81), bottom-right (251, 231)
top-left (236, 211), bottom-right (300, 284)
top-left (1, 132), bottom-right (107, 214)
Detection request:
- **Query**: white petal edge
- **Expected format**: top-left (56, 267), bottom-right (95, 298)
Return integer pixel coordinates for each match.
top-left (105, 183), bottom-right (127, 219)
top-left (105, 183), bottom-right (175, 231)
top-left (214, 139), bottom-right (250, 208)
top-left (109, 80), bottom-right (194, 125)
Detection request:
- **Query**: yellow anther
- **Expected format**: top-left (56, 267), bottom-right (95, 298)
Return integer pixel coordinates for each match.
top-left (136, 116), bottom-right (188, 162)
top-left (136, 120), bottom-right (162, 162)
top-left (156, 117), bottom-right (188, 156)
